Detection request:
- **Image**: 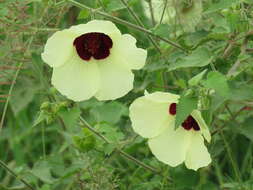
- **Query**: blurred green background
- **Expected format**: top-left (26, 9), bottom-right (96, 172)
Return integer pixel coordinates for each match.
top-left (0, 0), bottom-right (253, 189)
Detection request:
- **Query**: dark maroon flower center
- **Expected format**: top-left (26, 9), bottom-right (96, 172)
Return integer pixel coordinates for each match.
top-left (73, 32), bottom-right (113, 61)
top-left (169, 103), bottom-right (200, 131)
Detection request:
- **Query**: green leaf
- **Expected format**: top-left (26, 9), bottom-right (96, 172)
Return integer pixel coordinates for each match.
top-left (90, 101), bottom-right (128, 124)
top-left (31, 160), bottom-right (54, 184)
top-left (10, 78), bottom-right (41, 115)
top-left (188, 69), bottom-right (207, 86)
top-left (167, 47), bottom-right (213, 71)
top-left (238, 117), bottom-right (253, 142)
top-left (152, 24), bottom-right (170, 38)
top-left (175, 95), bottom-right (198, 129)
top-left (96, 123), bottom-right (124, 143)
top-left (72, 128), bottom-right (96, 152)
top-left (229, 84), bottom-right (253, 101)
top-left (203, 71), bottom-right (230, 98)
top-left (106, 1), bottom-right (126, 12)
top-left (33, 110), bottom-right (47, 127)
top-left (103, 143), bottom-right (117, 155)
top-left (204, 0), bottom-right (239, 14)
top-left (58, 107), bottom-right (81, 130)
top-left (78, 9), bottom-right (90, 19)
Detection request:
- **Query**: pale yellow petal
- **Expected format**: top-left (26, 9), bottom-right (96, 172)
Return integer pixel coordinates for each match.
top-left (145, 91), bottom-right (180, 103)
top-left (95, 61), bottom-right (134, 101)
top-left (42, 30), bottom-right (77, 68)
top-left (69, 20), bottom-right (121, 39)
top-left (185, 132), bottom-right (211, 171)
top-left (129, 95), bottom-right (172, 138)
top-left (191, 110), bottom-right (211, 142)
top-left (52, 55), bottom-right (99, 101)
top-left (148, 126), bottom-right (191, 167)
top-left (111, 34), bottom-right (147, 70)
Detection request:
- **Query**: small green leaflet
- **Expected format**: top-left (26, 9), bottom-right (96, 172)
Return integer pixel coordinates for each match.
top-left (175, 95), bottom-right (198, 129)
top-left (202, 71), bottom-right (230, 98)
top-left (188, 69), bottom-right (208, 86)
top-left (167, 47), bottom-right (213, 71)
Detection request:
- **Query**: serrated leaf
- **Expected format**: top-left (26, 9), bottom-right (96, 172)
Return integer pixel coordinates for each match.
top-left (188, 69), bottom-right (207, 86)
top-left (203, 71), bottom-right (230, 98)
top-left (167, 47), bottom-right (213, 71)
top-left (73, 128), bottom-right (96, 152)
top-left (175, 95), bottom-right (198, 129)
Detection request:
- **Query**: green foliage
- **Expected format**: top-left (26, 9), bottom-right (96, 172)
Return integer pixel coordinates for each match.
top-left (175, 93), bottom-right (198, 129)
top-left (10, 78), bottom-right (41, 115)
top-left (89, 101), bottom-right (128, 124)
top-left (1, 0), bottom-right (253, 189)
top-left (203, 71), bottom-right (230, 98)
top-left (31, 160), bottom-right (55, 184)
top-left (73, 128), bottom-right (96, 152)
top-left (106, 1), bottom-right (126, 12)
top-left (167, 47), bottom-right (213, 71)
top-left (204, 0), bottom-right (239, 14)
top-left (238, 117), bottom-right (253, 142)
top-left (188, 69), bottom-right (207, 86)
top-left (77, 9), bottom-right (90, 20)
top-left (152, 24), bottom-right (170, 38)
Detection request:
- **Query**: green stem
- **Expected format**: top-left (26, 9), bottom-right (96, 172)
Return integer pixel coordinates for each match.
top-left (219, 131), bottom-right (242, 183)
top-left (67, 0), bottom-right (187, 52)
top-left (0, 160), bottom-right (36, 190)
top-left (159, 0), bottom-right (168, 24)
top-left (148, 0), bottom-right (155, 26)
top-left (79, 116), bottom-right (171, 180)
top-left (0, 62), bottom-right (23, 133)
top-left (120, 0), bottom-right (161, 54)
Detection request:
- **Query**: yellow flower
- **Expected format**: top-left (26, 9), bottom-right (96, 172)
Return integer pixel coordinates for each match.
top-left (42, 20), bottom-right (147, 101)
top-left (129, 91), bottom-right (211, 170)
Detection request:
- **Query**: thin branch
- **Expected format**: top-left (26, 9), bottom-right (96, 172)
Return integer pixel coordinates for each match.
top-left (148, 0), bottom-right (155, 26)
top-left (0, 62), bottom-right (22, 133)
top-left (0, 160), bottom-right (36, 190)
top-left (159, 0), bottom-right (168, 24)
top-left (120, 0), bottom-right (161, 53)
top-left (79, 116), bottom-right (171, 181)
top-left (211, 106), bottom-right (245, 136)
top-left (227, 38), bottom-right (248, 77)
top-left (67, 0), bottom-right (188, 52)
